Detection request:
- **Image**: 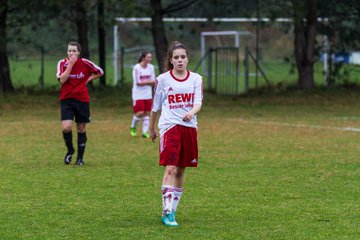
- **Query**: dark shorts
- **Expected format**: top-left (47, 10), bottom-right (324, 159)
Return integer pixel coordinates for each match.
top-left (60, 99), bottom-right (91, 123)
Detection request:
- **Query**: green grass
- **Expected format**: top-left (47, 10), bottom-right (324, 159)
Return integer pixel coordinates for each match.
top-left (0, 88), bottom-right (359, 239)
top-left (11, 56), bottom-right (360, 94)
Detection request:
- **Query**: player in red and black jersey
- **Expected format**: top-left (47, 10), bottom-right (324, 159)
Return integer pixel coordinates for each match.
top-left (56, 41), bottom-right (103, 166)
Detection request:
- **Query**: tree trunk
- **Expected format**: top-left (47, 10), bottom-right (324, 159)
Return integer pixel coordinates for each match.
top-left (0, 0), bottom-right (14, 93)
top-left (74, 0), bottom-right (94, 90)
top-left (97, 0), bottom-right (106, 87)
top-left (150, 0), bottom-right (168, 73)
top-left (74, 1), bottom-right (89, 59)
top-left (293, 0), bottom-right (317, 89)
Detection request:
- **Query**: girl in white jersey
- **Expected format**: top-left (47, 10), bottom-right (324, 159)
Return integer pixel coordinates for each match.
top-left (149, 41), bottom-right (203, 227)
top-left (130, 52), bottom-right (155, 138)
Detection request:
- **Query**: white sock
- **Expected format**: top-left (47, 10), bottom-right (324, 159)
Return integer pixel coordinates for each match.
top-left (131, 115), bottom-right (140, 128)
top-left (142, 116), bottom-right (149, 134)
top-left (161, 185), bottom-right (174, 215)
top-left (172, 187), bottom-right (183, 212)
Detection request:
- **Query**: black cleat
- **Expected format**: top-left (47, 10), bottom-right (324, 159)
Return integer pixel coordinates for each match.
top-left (64, 150), bottom-right (74, 165)
top-left (75, 159), bottom-right (84, 166)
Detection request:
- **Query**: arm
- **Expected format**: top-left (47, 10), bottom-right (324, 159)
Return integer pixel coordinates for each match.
top-left (82, 58), bottom-right (104, 84)
top-left (183, 103), bottom-right (202, 122)
top-left (59, 55), bottom-right (77, 84)
top-left (135, 65), bottom-right (156, 86)
top-left (183, 77), bottom-right (204, 122)
top-left (137, 80), bottom-right (155, 86)
top-left (149, 79), bottom-right (163, 142)
top-left (149, 111), bottom-right (158, 143)
top-left (86, 72), bottom-right (104, 84)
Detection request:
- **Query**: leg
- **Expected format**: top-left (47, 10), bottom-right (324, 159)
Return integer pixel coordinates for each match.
top-left (130, 111), bottom-right (144, 136)
top-left (161, 165), bottom-right (179, 226)
top-left (76, 122), bottom-right (87, 165)
top-left (142, 99), bottom-right (152, 137)
top-left (62, 120), bottom-right (74, 164)
top-left (161, 165), bottom-right (176, 215)
top-left (62, 120), bottom-right (73, 133)
top-left (142, 111), bottom-right (150, 137)
top-left (174, 167), bottom-right (185, 188)
top-left (172, 167), bottom-right (185, 212)
top-left (162, 165), bottom-right (177, 186)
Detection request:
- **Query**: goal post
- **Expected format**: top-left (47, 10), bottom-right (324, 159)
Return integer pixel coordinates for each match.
top-left (200, 31), bottom-right (251, 76)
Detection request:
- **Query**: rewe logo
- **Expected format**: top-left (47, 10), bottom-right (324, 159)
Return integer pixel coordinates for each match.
top-left (140, 75), bottom-right (151, 80)
top-left (191, 159), bottom-right (197, 164)
top-left (168, 93), bottom-right (194, 104)
top-left (168, 87), bottom-right (173, 91)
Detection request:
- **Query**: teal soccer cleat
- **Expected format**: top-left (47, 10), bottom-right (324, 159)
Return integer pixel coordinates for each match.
top-left (161, 212), bottom-right (178, 227)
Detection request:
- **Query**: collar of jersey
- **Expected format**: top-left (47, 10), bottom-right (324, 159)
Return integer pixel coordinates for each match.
top-left (170, 69), bottom-right (190, 82)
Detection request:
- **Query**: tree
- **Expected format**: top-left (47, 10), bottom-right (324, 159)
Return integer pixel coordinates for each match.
top-left (73, 0), bottom-right (90, 59)
top-left (150, 0), bottom-right (198, 72)
top-left (264, 0), bottom-right (318, 89)
top-left (97, 0), bottom-right (106, 87)
top-left (293, 0), bottom-right (318, 89)
top-left (0, 0), bottom-right (14, 93)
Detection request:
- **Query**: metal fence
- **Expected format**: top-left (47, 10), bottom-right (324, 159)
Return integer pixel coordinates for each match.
top-left (195, 47), bottom-right (269, 96)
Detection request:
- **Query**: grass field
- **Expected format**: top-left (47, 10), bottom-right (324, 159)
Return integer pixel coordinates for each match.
top-left (0, 88), bottom-right (359, 239)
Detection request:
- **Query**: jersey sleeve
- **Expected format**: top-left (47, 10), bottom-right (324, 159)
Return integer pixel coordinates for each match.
top-left (56, 60), bottom-right (65, 79)
top-left (132, 66), bottom-right (140, 84)
top-left (151, 78), bottom-right (164, 112)
top-left (193, 76), bottom-right (204, 105)
top-left (151, 65), bottom-right (156, 80)
top-left (82, 58), bottom-right (104, 75)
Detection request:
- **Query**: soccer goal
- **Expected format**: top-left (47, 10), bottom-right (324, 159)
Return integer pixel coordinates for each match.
top-left (200, 31), bottom-right (251, 75)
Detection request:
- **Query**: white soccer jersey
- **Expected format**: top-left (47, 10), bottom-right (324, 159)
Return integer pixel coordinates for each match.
top-left (132, 63), bottom-right (155, 101)
top-left (152, 70), bottom-right (203, 135)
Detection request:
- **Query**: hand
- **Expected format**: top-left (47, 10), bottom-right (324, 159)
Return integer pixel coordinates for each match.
top-left (183, 111), bottom-right (194, 122)
top-left (149, 128), bottom-right (157, 143)
top-left (86, 76), bottom-right (94, 84)
top-left (68, 55), bottom-right (78, 65)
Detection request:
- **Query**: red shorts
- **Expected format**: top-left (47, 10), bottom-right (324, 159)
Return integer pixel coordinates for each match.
top-left (159, 125), bottom-right (198, 168)
top-left (133, 99), bottom-right (152, 113)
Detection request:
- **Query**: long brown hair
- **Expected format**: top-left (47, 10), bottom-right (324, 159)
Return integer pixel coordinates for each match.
top-left (138, 51), bottom-right (151, 63)
top-left (163, 41), bottom-right (189, 72)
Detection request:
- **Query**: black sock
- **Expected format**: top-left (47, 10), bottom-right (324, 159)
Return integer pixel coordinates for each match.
top-left (77, 132), bottom-right (87, 160)
top-left (63, 131), bottom-right (74, 154)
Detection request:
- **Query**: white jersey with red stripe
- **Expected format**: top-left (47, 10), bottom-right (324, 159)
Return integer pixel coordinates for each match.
top-left (152, 69), bottom-right (203, 135)
top-left (132, 63), bottom-right (155, 101)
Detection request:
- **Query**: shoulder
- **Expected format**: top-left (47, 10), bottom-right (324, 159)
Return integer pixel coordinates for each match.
top-left (133, 63), bottom-right (140, 70)
top-left (57, 58), bottom-right (66, 65)
top-left (148, 63), bottom-right (155, 69)
top-left (189, 71), bottom-right (203, 81)
top-left (157, 71), bottom-right (171, 81)
top-left (80, 58), bottom-right (95, 65)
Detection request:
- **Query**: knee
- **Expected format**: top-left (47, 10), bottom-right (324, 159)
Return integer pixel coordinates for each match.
top-left (77, 124), bottom-right (86, 133)
top-left (62, 125), bottom-right (72, 133)
top-left (136, 111), bottom-right (145, 118)
top-left (175, 168), bottom-right (185, 178)
top-left (165, 166), bottom-right (176, 177)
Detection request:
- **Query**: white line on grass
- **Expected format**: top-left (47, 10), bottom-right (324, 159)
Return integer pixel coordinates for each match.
top-left (3, 119), bottom-right (360, 133)
top-left (228, 118), bottom-right (360, 133)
